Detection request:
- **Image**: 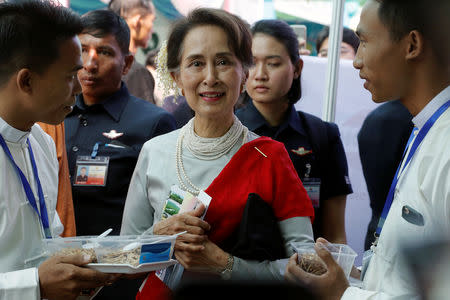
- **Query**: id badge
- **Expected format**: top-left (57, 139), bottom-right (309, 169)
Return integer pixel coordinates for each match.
top-left (303, 178), bottom-right (321, 208)
top-left (73, 156), bottom-right (109, 186)
top-left (161, 185), bottom-right (211, 220)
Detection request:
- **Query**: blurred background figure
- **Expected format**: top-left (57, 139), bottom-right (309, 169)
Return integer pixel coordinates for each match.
top-left (173, 279), bottom-right (316, 300)
top-left (403, 237), bottom-right (450, 300)
top-left (109, 0), bottom-right (156, 103)
top-left (145, 49), bottom-right (164, 106)
top-left (316, 26), bottom-right (359, 60)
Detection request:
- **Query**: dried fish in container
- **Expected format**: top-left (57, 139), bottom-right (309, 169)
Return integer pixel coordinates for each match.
top-left (53, 248), bottom-right (97, 263)
top-left (99, 248), bottom-right (141, 266)
top-left (298, 253), bottom-right (327, 275)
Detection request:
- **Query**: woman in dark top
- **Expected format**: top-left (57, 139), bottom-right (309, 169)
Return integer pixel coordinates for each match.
top-left (236, 19), bottom-right (352, 243)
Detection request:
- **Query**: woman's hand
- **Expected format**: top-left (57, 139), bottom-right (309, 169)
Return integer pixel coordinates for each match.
top-left (175, 238), bottom-right (229, 273)
top-left (153, 203), bottom-right (211, 252)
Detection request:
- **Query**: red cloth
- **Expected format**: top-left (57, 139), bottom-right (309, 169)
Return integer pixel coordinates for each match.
top-left (136, 137), bottom-right (314, 300)
top-left (205, 136), bottom-right (314, 244)
top-left (136, 272), bottom-right (172, 300)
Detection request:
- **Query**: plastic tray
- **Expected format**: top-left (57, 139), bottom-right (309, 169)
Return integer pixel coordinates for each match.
top-left (42, 235), bottom-right (177, 272)
top-left (87, 259), bottom-right (178, 274)
top-left (291, 242), bottom-right (357, 279)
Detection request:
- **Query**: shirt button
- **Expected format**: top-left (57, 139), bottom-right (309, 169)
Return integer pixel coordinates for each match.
top-left (72, 146), bottom-right (78, 152)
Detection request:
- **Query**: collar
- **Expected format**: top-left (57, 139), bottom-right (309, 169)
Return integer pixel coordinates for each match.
top-left (0, 116), bottom-right (32, 145)
top-left (71, 82), bottom-right (130, 122)
top-left (412, 85), bottom-right (450, 130)
top-left (239, 101), bottom-right (307, 136)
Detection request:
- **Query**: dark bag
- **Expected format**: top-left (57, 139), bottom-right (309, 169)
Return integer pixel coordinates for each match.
top-left (221, 193), bottom-right (286, 261)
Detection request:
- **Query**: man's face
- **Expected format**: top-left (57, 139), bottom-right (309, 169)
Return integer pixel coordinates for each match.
top-left (78, 33), bottom-right (130, 104)
top-left (32, 36), bottom-right (82, 125)
top-left (80, 168), bottom-right (86, 176)
top-left (353, 0), bottom-right (409, 102)
top-left (131, 12), bottom-right (155, 49)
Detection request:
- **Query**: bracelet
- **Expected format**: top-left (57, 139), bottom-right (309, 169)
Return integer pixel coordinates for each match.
top-left (220, 254), bottom-right (234, 280)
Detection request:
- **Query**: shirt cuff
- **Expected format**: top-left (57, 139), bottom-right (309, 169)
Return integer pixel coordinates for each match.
top-left (0, 267), bottom-right (40, 300)
top-left (341, 286), bottom-right (378, 300)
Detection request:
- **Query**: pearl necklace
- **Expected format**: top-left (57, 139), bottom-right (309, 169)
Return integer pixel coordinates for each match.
top-left (175, 116), bottom-right (248, 195)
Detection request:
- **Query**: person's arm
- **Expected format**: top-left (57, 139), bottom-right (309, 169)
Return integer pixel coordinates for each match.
top-left (285, 238), bottom-right (420, 300)
top-left (174, 216), bottom-right (314, 280)
top-left (38, 254), bottom-right (119, 300)
top-left (121, 142), bottom-right (156, 236)
top-left (320, 123), bottom-right (352, 244)
top-left (121, 140), bottom-right (209, 251)
top-left (0, 255), bottom-right (118, 300)
top-left (231, 216), bottom-right (314, 280)
top-left (321, 194), bottom-right (347, 244)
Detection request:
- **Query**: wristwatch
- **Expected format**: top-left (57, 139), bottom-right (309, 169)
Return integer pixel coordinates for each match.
top-left (220, 254), bottom-right (234, 280)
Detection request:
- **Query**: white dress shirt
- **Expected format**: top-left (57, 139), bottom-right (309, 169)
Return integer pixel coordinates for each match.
top-left (342, 85), bottom-right (450, 299)
top-left (0, 117), bottom-right (61, 300)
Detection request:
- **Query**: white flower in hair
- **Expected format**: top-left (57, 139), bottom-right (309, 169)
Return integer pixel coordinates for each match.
top-left (156, 40), bottom-right (180, 100)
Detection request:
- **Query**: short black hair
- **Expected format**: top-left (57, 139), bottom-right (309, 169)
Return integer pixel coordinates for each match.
top-left (315, 26), bottom-right (360, 54)
top-left (0, 0), bottom-right (82, 87)
top-left (375, 0), bottom-right (449, 66)
top-left (251, 19), bottom-right (302, 104)
top-left (108, 0), bottom-right (154, 18)
top-left (167, 8), bottom-right (252, 72)
top-left (81, 9), bottom-right (130, 55)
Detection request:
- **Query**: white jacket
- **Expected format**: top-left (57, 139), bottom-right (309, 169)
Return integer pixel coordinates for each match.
top-left (342, 86), bottom-right (450, 299)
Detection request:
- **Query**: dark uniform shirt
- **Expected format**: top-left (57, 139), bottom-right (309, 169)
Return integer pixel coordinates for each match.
top-left (65, 83), bottom-right (176, 236)
top-left (236, 101), bottom-right (352, 239)
top-left (358, 100), bottom-right (413, 249)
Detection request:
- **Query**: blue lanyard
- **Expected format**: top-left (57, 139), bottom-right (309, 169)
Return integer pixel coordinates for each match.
top-left (0, 134), bottom-right (52, 238)
top-left (376, 99), bottom-right (450, 236)
top-left (91, 142), bottom-right (101, 158)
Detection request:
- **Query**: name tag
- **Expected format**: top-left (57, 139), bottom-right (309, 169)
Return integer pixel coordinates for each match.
top-left (303, 178), bottom-right (321, 208)
top-left (401, 205), bottom-right (424, 226)
top-left (73, 156), bottom-right (110, 186)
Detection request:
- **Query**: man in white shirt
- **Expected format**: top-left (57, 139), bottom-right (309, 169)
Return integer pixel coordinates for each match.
top-left (284, 0), bottom-right (450, 299)
top-left (0, 1), bottom-right (118, 299)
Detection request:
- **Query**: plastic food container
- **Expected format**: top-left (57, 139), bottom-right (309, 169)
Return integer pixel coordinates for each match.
top-left (291, 242), bottom-right (357, 279)
top-left (42, 235), bottom-right (178, 273)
